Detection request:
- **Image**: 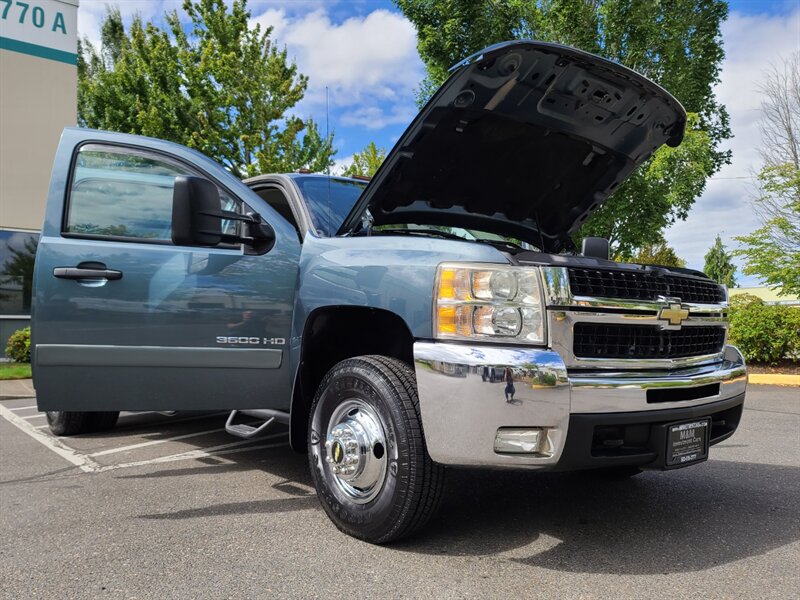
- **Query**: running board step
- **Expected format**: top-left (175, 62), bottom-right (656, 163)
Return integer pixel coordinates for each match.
top-left (225, 409), bottom-right (289, 439)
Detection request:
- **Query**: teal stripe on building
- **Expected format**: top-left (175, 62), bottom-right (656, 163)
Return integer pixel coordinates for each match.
top-left (0, 36), bottom-right (77, 65)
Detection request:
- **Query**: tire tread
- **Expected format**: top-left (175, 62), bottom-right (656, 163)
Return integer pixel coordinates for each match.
top-left (309, 355), bottom-right (445, 543)
top-left (47, 411), bottom-right (90, 436)
top-left (363, 355), bottom-right (445, 542)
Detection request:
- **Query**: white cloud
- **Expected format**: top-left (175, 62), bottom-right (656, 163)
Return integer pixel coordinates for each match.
top-left (249, 7), bottom-right (423, 129)
top-left (332, 154), bottom-right (354, 175)
top-left (76, 1), bottom-right (104, 48)
top-left (665, 8), bottom-right (800, 284)
top-left (77, 1), bottom-right (183, 49)
top-left (340, 104), bottom-right (416, 130)
top-left (250, 8), bottom-right (290, 38)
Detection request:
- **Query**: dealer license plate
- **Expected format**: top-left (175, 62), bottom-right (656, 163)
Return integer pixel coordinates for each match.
top-left (667, 418), bottom-right (710, 467)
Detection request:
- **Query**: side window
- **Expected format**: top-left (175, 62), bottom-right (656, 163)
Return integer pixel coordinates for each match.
top-left (254, 187), bottom-right (301, 234)
top-left (65, 144), bottom-right (241, 242)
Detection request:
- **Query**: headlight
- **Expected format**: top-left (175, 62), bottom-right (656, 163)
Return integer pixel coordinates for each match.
top-left (434, 263), bottom-right (546, 344)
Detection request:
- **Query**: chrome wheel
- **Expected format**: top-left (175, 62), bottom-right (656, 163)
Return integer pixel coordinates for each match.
top-left (324, 399), bottom-right (388, 504)
top-left (309, 356), bottom-right (445, 543)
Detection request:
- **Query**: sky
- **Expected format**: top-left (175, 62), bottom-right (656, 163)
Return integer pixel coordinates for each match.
top-left (76, 0), bottom-right (800, 286)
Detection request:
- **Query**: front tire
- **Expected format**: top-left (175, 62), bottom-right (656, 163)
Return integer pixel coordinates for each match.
top-left (308, 355), bottom-right (444, 544)
top-left (46, 411), bottom-right (120, 436)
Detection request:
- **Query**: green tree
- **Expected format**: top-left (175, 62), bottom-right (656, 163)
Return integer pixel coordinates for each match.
top-left (703, 235), bottom-right (737, 287)
top-left (78, 0), bottom-right (335, 178)
top-left (735, 53), bottom-right (800, 295)
top-left (630, 240), bottom-right (686, 268)
top-left (341, 142), bottom-right (387, 178)
top-left (395, 0), bottom-right (730, 255)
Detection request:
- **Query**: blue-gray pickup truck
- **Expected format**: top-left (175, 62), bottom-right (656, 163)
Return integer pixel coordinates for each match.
top-left (32, 41), bottom-right (747, 543)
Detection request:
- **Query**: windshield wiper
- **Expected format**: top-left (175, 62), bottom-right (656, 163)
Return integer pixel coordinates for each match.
top-left (474, 238), bottom-right (524, 252)
top-left (374, 228), bottom-right (470, 241)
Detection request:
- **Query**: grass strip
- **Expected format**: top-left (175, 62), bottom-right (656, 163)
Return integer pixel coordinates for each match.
top-left (0, 363), bottom-right (32, 380)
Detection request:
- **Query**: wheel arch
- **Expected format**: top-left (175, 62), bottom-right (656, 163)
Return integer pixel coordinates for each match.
top-left (289, 306), bottom-right (415, 452)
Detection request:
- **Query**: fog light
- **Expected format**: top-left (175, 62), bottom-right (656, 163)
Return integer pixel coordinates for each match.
top-left (494, 428), bottom-right (546, 454)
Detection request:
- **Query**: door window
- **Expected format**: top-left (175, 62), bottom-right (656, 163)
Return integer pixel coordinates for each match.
top-left (254, 187), bottom-right (301, 234)
top-left (65, 144), bottom-right (240, 242)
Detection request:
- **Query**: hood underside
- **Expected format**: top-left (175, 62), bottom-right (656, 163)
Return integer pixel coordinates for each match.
top-left (338, 41), bottom-right (687, 252)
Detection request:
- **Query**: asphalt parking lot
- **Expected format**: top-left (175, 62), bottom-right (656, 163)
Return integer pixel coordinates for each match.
top-left (1, 385), bottom-right (798, 599)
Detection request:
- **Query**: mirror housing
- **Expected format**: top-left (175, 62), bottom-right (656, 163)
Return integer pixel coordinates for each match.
top-left (172, 176), bottom-right (223, 246)
top-left (172, 176), bottom-right (275, 251)
top-left (581, 237), bottom-right (610, 260)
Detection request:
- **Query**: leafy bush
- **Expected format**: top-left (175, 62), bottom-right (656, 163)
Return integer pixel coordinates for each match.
top-left (728, 295), bottom-right (800, 363)
top-left (4, 327), bottom-right (31, 363)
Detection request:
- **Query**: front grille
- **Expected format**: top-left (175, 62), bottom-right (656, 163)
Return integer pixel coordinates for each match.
top-left (568, 268), bottom-right (725, 304)
top-left (573, 323), bottom-right (726, 359)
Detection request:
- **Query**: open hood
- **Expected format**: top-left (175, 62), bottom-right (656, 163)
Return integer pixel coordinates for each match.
top-left (337, 41), bottom-right (686, 252)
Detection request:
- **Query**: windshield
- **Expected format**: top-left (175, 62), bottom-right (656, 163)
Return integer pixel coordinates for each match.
top-left (294, 176), bottom-right (366, 236)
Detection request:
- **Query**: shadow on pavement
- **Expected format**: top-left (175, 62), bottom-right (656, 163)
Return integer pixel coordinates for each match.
top-left (118, 447), bottom-right (307, 484)
top-left (51, 392), bottom-right (788, 576)
top-left (139, 496), bottom-right (319, 520)
top-left (123, 422), bottom-right (799, 576)
top-left (396, 459), bottom-right (800, 574)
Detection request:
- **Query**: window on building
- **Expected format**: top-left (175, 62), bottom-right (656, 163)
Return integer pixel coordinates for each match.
top-left (0, 230), bottom-right (39, 316)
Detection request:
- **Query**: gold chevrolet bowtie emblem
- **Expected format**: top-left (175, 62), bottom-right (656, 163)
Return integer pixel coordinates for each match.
top-left (658, 303), bottom-right (689, 326)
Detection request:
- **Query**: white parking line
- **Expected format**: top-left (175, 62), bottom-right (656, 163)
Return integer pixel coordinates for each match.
top-left (89, 427), bottom-right (228, 456)
top-left (22, 414), bottom-right (46, 420)
top-left (8, 405), bottom-right (38, 412)
top-left (2, 402), bottom-right (289, 474)
top-left (2, 403), bottom-right (289, 474)
top-left (0, 403), bottom-right (101, 473)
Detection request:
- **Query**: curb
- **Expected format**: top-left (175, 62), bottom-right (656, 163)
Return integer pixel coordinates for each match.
top-left (748, 374), bottom-right (800, 387)
top-left (0, 378), bottom-right (36, 400)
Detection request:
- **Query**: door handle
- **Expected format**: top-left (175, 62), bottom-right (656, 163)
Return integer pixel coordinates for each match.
top-left (53, 266), bottom-right (123, 281)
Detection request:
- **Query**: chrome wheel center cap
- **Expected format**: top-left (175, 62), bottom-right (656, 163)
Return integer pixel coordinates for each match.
top-left (324, 401), bottom-right (387, 504)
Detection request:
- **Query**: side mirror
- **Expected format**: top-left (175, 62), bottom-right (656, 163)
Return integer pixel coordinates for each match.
top-left (581, 237), bottom-right (610, 260)
top-left (172, 176), bottom-right (223, 246)
top-left (172, 176), bottom-right (276, 252)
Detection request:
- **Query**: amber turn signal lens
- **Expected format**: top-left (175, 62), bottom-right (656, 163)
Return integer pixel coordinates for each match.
top-left (438, 269), bottom-right (456, 300)
top-left (437, 305), bottom-right (457, 334)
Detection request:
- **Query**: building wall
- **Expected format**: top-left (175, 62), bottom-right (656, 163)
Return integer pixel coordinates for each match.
top-left (1, 50), bottom-right (77, 231)
top-left (729, 287), bottom-right (800, 306)
top-left (0, 0), bottom-right (78, 351)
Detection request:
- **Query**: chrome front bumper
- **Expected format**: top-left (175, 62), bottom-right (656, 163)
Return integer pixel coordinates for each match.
top-left (413, 342), bottom-right (747, 469)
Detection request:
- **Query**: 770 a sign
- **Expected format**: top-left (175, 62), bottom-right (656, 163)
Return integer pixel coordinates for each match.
top-left (1, 0), bottom-right (68, 34)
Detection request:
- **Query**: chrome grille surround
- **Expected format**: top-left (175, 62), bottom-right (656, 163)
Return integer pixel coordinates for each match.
top-left (540, 266), bottom-right (729, 370)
